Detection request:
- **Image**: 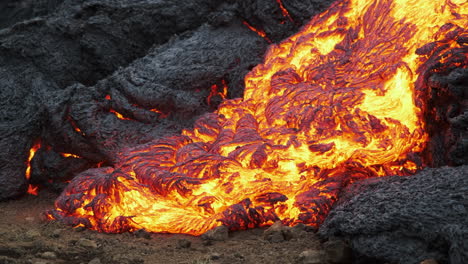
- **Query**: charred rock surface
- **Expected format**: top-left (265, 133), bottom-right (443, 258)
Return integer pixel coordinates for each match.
top-left (0, 0), bottom-right (223, 200)
top-left (0, 0), bottom-right (64, 29)
top-left (425, 67), bottom-right (468, 167)
top-left (319, 165), bottom-right (468, 264)
top-left (0, 0), bottom-right (334, 200)
top-left (237, 0), bottom-right (331, 42)
top-left (44, 22), bottom-right (269, 165)
top-left (414, 28), bottom-right (468, 168)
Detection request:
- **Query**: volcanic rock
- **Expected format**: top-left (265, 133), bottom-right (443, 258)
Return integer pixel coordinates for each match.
top-left (76, 238), bottom-right (98, 249)
top-left (0, 0), bottom-right (64, 29)
top-left (24, 230), bottom-right (41, 241)
top-left (73, 226), bottom-right (86, 232)
top-left (31, 260), bottom-right (49, 264)
top-left (176, 239), bottom-right (191, 249)
top-left (38, 252), bottom-right (57, 259)
top-left (201, 225), bottom-right (229, 241)
top-left (0, 0), bottom-right (226, 201)
top-left (51, 229), bottom-right (62, 238)
top-left (296, 250), bottom-right (326, 264)
top-left (290, 223), bottom-right (313, 239)
top-left (201, 239), bottom-right (213, 247)
top-left (0, 247), bottom-right (22, 259)
top-left (420, 260), bottom-right (438, 264)
top-left (424, 67), bottom-right (468, 167)
top-left (263, 221), bottom-right (293, 242)
top-left (233, 252), bottom-right (245, 260)
top-left (319, 165), bottom-right (468, 264)
top-left (25, 217), bottom-right (35, 222)
top-left (209, 252), bottom-right (222, 260)
top-left (133, 229), bottom-right (151, 240)
top-left (323, 239), bottom-right (352, 264)
top-left (88, 258), bottom-right (102, 264)
top-left (0, 256), bottom-right (17, 264)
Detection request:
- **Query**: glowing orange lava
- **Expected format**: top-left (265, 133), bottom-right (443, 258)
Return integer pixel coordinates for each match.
top-left (207, 80), bottom-right (228, 106)
top-left (109, 109), bottom-right (132, 120)
top-left (51, 0), bottom-right (468, 235)
top-left (61, 153), bottom-right (82, 159)
top-left (25, 140), bottom-right (41, 195)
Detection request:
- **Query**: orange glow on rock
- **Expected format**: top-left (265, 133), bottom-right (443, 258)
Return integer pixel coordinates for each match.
top-left (25, 140), bottom-right (41, 181)
top-left (110, 109), bottom-right (132, 120)
top-left (51, 0), bottom-right (468, 235)
top-left (243, 21), bottom-right (272, 43)
top-left (207, 80), bottom-right (228, 106)
top-left (61, 153), bottom-right (82, 159)
top-left (27, 184), bottom-right (39, 196)
top-left (106, 94), bottom-right (131, 120)
top-left (276, 0), bottom-right (293, 22)
top-left (67, 116), bottom-right (85, 136)
top-left (149, 108), bottom-right (168, 118)
top-left (25, 140), bottom-right (41, 195)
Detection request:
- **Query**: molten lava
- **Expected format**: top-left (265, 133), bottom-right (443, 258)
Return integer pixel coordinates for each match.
top-left (51, 0), bottom-right (468, 235)
top-left (26, 140), bottom-right (41, 195)
top-left (207, 80), bottom-right (228, 107)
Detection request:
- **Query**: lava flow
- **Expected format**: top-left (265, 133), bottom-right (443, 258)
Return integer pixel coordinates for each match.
top-left (25, 140), bottom-right (41, 195)
top-left (50, 0), bottom-right (468, 235)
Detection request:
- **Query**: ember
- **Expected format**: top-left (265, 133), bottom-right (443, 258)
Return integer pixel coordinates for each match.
top-left (50, 0), bottom-right (468, 235)
top-left (25, 140), bottom-right (41, 196)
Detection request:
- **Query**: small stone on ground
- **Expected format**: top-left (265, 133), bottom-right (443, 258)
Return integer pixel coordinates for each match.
top-left (297, 250), bottom-right (326, 264)
top-left (201, 225), bottom-right (229, 241)
top-left (76, 238), bottom-right (98, 249)
top-left (176, 238), bottom-right (191, 249)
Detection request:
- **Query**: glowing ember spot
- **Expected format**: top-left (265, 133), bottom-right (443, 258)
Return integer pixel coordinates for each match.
top-left (25, 140), bottom-right (41, 195)
top-left (27, 185), bottom-right (39, 196)
top-left (221, 79), bottom-right (228, 97)
top-left (110, 109), bottom-right (132, 120)
top-left (207, 80), bottom-right (228, 106)
top-left (51, 0), bottom-right (468, 235)
top-left (61, 153), bottom-right (82, 159)
top-left (276, 0), bottom-right (293, 22)
top-left (149, 108), bottom-right (169, 118)
top-left (67, 116), bottom-right (85, 136)
top-left (243, 21), bottom-right (272, 43)
top-left (25, 141), bottom-right (41, 180)
top-left (105, 94), bottom-right (132, 120)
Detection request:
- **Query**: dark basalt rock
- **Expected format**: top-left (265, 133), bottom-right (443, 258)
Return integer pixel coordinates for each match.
top-left (318, 165), bottom-right (468, 264)
top-left (0, 0), bottom-right (224, 201)
top-left (201, 225), bottom-right (229, 242)
top-left (0, 0), bottom-right (64, 29)
top-left (424, 67), bottom-right (468, 167)
top-left (43, 21), bottom-right (270, 165)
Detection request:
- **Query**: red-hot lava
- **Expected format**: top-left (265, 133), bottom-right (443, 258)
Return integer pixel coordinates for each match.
top-left (207, 80), bottom-right (228, 107)
top-left (50, 0), bottom-right (468, 235)
top-left (26, 140), bottom-right (41, 195)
